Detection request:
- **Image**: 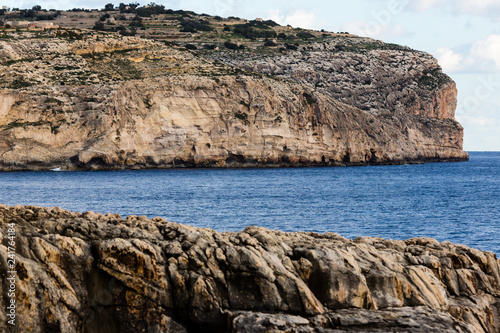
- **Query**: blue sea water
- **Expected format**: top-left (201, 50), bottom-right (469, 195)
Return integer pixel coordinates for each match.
top-left (0, 152), bottom-right (498, 254)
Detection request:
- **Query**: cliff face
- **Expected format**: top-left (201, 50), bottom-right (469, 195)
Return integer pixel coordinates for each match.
top-left (0, 31), bottom-right (467, 170)
top-left (206, 38), bottom-right (458, 120)
top-left (0, 205), bottom-right (498, 332)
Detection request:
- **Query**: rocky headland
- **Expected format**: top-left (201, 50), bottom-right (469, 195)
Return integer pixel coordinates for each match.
top-left (0, 204), bottom-right (498, 332)
top-left (0, 13), bottom-right (468, 170)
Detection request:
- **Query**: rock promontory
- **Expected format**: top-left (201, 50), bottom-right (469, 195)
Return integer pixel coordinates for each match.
top-left (0, 19), bottom-right (468, 170)
top-left (0, 205), bottom-right (498, 332)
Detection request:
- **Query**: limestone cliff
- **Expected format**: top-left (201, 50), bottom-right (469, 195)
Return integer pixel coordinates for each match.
top-left (0, 205), bottom-right (498, 332)
top-left (0, 30), bottom-right (467, 170)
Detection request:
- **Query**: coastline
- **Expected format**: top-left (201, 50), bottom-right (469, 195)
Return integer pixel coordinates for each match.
top-left (0, 153), bottom-right (469, 172)
top-left (0, 204), bottom-right (498, 332)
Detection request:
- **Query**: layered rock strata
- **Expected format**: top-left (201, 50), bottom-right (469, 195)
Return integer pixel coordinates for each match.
top-left (0, 32), bottom-right (468, 170)
top-left (0, 205), bottom-right (498, 332)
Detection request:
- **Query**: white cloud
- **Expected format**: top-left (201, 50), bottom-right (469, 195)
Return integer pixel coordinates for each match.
top-left (407, 0), bottom-right (500, 18)
top-left (343, 20), bottom-right (375, 36)
top-left (5, 0), bottom-right (108, 10)
top-left (384, 24), bottom-right (408, 38)
top-left (267, 9), bottom-right (321, 30)
top-left (454, 72), bottom-right (500, 151)
top-left (267, 9), bottom-right (286, 26)
top-left (456, 0), bottom-right (500, 16)
top-left (470, 35), bottom-right (500, 70)
top-left (435, 47), bottom-right (463, 72)
top-left (284, 9), bottom-right (317, 29)
top-left (457, 114), bottom-right (500, 127)
top-left (456, 114), bottom-right (500, 151)
top-left (435, 34), bottom-right (500, 73)
top-left (410, 0), bottom-right (447, 12)
top-left (343, 20), bottom-right (408, 39)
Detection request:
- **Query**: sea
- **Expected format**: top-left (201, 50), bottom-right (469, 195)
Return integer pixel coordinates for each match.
top-left (0, 151), bottom-right (498, 254)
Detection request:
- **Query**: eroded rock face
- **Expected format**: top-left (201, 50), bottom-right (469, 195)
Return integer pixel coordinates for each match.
top-left (0, 205), bottom-right (498, 332)
top-left (0, 32), bottom-right (468, 170)
top-left (207, 38), bottom-right (458, 121)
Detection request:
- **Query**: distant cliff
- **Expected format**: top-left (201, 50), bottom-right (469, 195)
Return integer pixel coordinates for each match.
top-left (0, 27), bottom-right (468, 170)
top-left (0, 205), bottom-right (498, 332)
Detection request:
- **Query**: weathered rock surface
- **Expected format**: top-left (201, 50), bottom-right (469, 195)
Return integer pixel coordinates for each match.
top-left (0, 205), bottom-right (498, 332)
top-left (207, 38), bottom-right (458, 120)
top-left (0, 31), bottom-right (467, 170)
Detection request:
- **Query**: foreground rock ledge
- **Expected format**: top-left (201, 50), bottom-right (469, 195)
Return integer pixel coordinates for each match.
top-left (0, 205), bottom-right (498, 333)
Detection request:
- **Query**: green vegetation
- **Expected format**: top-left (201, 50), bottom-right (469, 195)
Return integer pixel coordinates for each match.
top-left (311, 115), bottom-right (318, 128)
top-left (418, 68), bottom-right (450, 90)
top-left (233, 23), bottom-right (277, 40)
top-left (3, 6), bottom-right (61, 21)
top-left (179, 18), bottom-right (213, 33)
top-left (303, 93), bottom-right (316, 106)
top-left (2, 58), bottom-right (32, 66)
top-left (296, 32), bottom-right (314, 40)
top-left (81, 48), bottom-right (138, 59)
top-left (203, 44), bottom-right (216, 50)
top-left (112, 58), bottom-right (142, 80)
top-left (55, 30), bottom-right (83, 41)
top-left (224, 41), bottom-right (244, 50)
top-left (332, 41), bottom-right (410, 54)
top-left (240, 100), bottom-right (251, 108)
top-left (8, 78), bottom-right (33, 89)
top-left (44, 97), bottom-right (63, 105)
top-left (53, 65), bottom-right (79, 71)
top-left (235, 112), bottom-right (249, 124)
top-left (129, 16), bottom-right (144, 28)
top-left (2, 120), bottom-right (47, 131)
top-left (93, 22), bottom-right (105, 31)
top-left (51, 123), bottom-right (61, 134)
top-left (0, 33), bottom-right (14, 39)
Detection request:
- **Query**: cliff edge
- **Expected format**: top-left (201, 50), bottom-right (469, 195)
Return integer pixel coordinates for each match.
top-left (0, 25), bottom-right (468, 170)
top-left (0, 205), bottom-right (498, 332)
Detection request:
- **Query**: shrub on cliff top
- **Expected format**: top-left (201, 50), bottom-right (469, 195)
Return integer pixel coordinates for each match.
top-left (180, 19), bottom-right (213, 33)
top-left (297, 32), bottom-right (314, 40)
top-left (224, 41), bottom-right (244, 50)
top-left (233, 24), bottom-right (277, 40)
top-left (418, 68), bottom-right (450, 90)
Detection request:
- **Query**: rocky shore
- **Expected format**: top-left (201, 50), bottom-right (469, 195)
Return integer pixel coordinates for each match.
top-left (0, 205), bottom-right (498, 332)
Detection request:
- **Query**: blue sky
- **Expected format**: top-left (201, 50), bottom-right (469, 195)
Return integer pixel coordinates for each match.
top-left (4, 0), bottom-right (500, 151)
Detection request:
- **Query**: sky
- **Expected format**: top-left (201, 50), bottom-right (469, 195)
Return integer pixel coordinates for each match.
top-left (3, 0), bottom-right (500, 151)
